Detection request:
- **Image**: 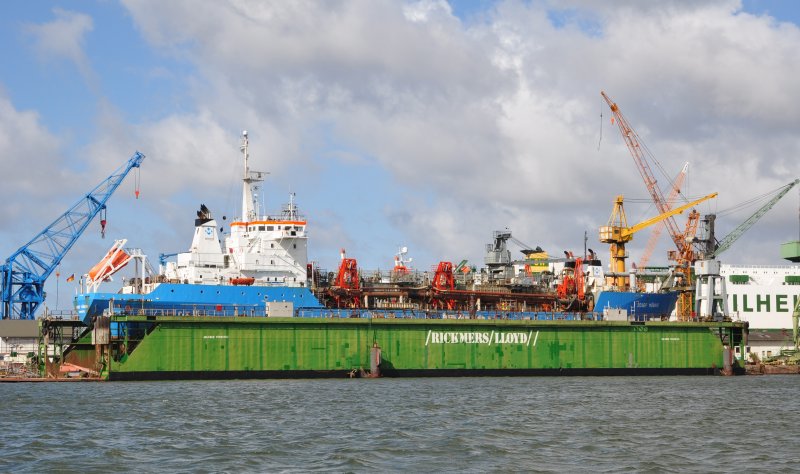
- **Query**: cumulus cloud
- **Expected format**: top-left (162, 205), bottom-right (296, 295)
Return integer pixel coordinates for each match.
top-left (24, 8), bottom-right (97, 88)
top-left (0, 94), bottom-right (69, 222)
top-left (0, 93), bottom-right (121, 297)
top-left (110, 0), bottom-right (800, 267)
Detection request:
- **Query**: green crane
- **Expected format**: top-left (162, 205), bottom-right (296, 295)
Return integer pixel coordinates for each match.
top-left (694, 179), bottom-right (799, 319)
top-left (697, 179), bottom-right (799, 259)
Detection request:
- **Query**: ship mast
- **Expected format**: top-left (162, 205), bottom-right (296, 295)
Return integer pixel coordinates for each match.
top-left (284, 192), bottom-right (298, 220)
top-left (240, 130), bottom-right (266, 221)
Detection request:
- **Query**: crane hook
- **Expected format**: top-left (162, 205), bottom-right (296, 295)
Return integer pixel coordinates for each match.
top-left (134, 167), bottom-right (141, 199)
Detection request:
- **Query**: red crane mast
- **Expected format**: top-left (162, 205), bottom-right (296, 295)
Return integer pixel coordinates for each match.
top-left (638, 162), bottom-right (689, 268)
top-left (600, 91), bottom-right (683, 250)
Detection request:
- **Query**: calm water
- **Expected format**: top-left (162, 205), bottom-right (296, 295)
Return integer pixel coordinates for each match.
top-left (1, 376), bottom-right (798, 472)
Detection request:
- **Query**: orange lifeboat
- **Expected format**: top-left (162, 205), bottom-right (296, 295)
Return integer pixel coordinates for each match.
top-left (89, 245), bottom-right (130, 281)
top-left (87, 239), bottom-right (132, 288)
top-left (230, 277), bottom-right (255, 286)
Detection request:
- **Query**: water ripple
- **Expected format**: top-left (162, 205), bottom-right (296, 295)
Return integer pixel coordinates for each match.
top-left (1, 376), bottom-right (798, 472)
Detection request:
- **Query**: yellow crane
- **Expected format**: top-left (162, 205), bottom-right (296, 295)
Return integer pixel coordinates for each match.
top-left (599, 192), bottom-right (718, 289)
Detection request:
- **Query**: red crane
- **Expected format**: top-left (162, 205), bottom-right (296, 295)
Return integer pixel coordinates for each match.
top-left (601, 92), bottom-right (704, 320)
top-left (332, 249), bottom-right (361, 308)
top-left (638, 162), bottom-right (689, 269)
top-left (431, 261), bottom-right (456, 310)
top-left (601, 92), bottom-right (684, 250)
top-left (556, 258), bottom-right (585, 302)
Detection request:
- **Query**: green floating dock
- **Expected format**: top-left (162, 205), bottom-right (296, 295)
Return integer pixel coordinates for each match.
top-left (59, 316), bottom-right (747, 380)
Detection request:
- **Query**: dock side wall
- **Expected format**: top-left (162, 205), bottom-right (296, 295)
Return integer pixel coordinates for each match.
top-left (106, 318), bottom-right (742, 380)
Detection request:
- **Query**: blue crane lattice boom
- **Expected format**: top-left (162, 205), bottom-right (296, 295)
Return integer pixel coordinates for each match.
top-left (1, 152), bottom-right (145, 320)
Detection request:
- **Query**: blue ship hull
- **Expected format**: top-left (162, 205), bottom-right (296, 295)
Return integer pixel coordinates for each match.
top-left (75, 284), bottom-right (677, 324)
top-left (74, 283), bottom-right (322, 322)
top-left (593, 291), bottom-right (678, 321)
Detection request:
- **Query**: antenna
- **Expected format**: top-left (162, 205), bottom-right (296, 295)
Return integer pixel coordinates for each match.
top-left (584, 230), bottom-right (588, 259)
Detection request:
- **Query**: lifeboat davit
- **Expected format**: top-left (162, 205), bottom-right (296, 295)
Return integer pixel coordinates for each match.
top-left (88, 240), bottom-right (131, 281)
top-left (230, 277), bottom-right (255, 286)
top-left (86, 239), bottom-right (132, 292)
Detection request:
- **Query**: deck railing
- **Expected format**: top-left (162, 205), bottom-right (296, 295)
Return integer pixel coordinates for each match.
top-left (105, 302), bottom-right (600, 321)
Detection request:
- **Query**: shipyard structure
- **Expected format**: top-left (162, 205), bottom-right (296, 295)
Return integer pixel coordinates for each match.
top-left (6, 103), bottom-right (799, 379)
top-left (0, 128), bottom-right (765, 381)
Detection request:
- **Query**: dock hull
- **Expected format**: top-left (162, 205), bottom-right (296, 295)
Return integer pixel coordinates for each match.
top-left (62, 316), bottom-right (747, 380)
top-left (106, 367), bottom-right (725, 381)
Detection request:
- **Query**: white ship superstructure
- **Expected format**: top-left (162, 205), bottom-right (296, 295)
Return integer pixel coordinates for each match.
top-left (163, 131), bottom-right (309, 287)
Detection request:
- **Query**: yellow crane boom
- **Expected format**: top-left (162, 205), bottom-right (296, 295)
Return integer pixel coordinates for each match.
top-left (599, 192), bottom-right (718, 289)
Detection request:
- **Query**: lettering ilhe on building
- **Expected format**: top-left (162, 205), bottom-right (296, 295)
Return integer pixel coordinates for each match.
top-left (729, 293), bottom-right (800, 313)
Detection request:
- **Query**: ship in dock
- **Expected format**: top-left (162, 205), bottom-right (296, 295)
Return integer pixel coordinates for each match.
top-left (75, 132), bottom-right (682, 325)
top-left (23, 130), bottom-right (744, 380)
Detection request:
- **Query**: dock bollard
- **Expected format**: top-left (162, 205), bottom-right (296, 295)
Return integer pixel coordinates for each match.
top-left (369, 342), bottom-right (381, 377)
top-left (722, 346), bottom-right (733, 376)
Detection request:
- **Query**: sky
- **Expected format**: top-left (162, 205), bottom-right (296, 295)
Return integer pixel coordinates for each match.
top-left (0, 0), bottom-right (799, 311)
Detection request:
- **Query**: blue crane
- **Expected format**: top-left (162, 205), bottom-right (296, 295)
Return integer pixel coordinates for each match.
top-left (158, 252), bottom-right (179, 267)
top-left (1, 152), bottom-right (145, 320)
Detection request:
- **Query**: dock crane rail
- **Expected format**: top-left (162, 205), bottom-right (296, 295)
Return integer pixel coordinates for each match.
top-left (1, 152), bottom-right (145, 320)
